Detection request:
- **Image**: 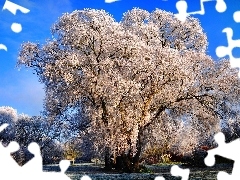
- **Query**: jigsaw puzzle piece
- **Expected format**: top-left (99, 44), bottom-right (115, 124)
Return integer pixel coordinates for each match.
top-left (170, 165), bottom-right (190, 180)
top-left (0, 141), bottom-right (21, 178)
top-left (175, 0), bottom-right (189, 22)
top-left (0, 123), bottom-right (21, 178)
top-left (215, 45), bottom-right (228, 58)
top-left (215, 0), bottom-right (227, 13)
top-left (216, 27), bottom-right (240, 72)
top-left (205, 132), bottom-right (240, 179)
top-left (204, 150), bottom-right (216, 167)
top-left (42, 171), bottom-right (71, 180)
top-left (0, 123), bottom-right (73, 179)
top-left (42, 160), bottom-right (71, 180)
top-left (2, 0), bottom-right (30, 15)
top-left (154, 176), bottom-right (165, 180)
top-left (21, 142), bottom-right (43, 175)
top-left (233, 11), bottom-right (240, 23)
top-left (216, 8), bottom-right (240, 71)
top-left (59, 160), bottom-right (70, 173)
top-left (0, 44), bottom-right (7, 51)
top-left (0, 141), bottom-right (20, 166)
top-left (23, 159), bottom-right (71, 180)
top-left (81, 175), bottom-right (92, 180)
top-left (0, 123), bottom-right (8, 132)
top-left (217, 171), bottom-right (234, 180)
top-left (217, 170), bottom-right (240, 180)
top-left (205, 132), bottom-right (240, 164)
top-left (175, 0), bottom-right (227, 23)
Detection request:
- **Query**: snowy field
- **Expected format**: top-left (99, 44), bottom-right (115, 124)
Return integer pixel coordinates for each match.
top-left (43, 163), bottom-right (233, 180)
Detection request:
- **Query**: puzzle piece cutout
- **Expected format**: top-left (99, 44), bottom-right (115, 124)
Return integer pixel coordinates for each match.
top-left (175, 0), bottom-right (226, 22)
top-left (0, 44), bottom-right (7, 51)
top-left (154, 176), bottom-right (165, 180)
top-left (81, 175), bottom-right (92, 180)
top-left (40, 160), bottom-right (71, 180)
top-left (171, 165), bottom-right (190, 180)
top-left (204, 132), bottom-right (240, 180)
top-left (0, 123), bottom-right (8, 132)
top-left (215, 28), bottom-right (240, 71)
top-left (2, 0), bottom-right (30, 33)
top-left (21, 142), bottom-right (43, 175)
top-left (2, 0), bottom-right (30, 15)
top-left (0, 124), bottom-right (20, 178)
top-left (215, 12), bottom-right (240, 76)
top-left (1, 0), bottom-right (30, 51)
top-left (233, 11), bottom-right (240, 23)
top-left (0, 123), bottom-right (72, 179)
top-left (154, 165), bottom-right (190, 180)
top-left (175, 0), bottom-right (240, 77)
top-left (0, 140), bottom-right (21, 178)
top-left (0, 121), bottom-right (238, 180)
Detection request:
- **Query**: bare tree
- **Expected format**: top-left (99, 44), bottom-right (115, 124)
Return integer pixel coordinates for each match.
top-left (18, 8), bottom-right (240, 171)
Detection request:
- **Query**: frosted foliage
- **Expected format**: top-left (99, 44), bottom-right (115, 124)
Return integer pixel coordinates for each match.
top-left (0, 106), bottom-right (18, 143)
top-left (0, 106), bottom-right (18, 123)
top-left (18, 8), bottom-right (240, 159)
top-left (144, 112), bottom-right (210, 156)
top-left (122, 8), bottom-right (208, 52)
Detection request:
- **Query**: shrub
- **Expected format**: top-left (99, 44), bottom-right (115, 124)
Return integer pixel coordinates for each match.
top-left (141, 146), bottom-right (169, 165)
top-left (160, 154), bottom-right (172, 164)
top-left (139, 165), bottom-right (153, 173)
top-left (182, 146), bottom-right (210, 167)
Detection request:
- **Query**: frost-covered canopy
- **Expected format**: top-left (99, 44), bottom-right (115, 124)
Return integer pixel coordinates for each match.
top-left (18, 8), bottom-right (240, 171)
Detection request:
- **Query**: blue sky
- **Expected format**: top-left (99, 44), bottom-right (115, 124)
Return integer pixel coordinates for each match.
top-left (0, 0), bottom-right (240, 116)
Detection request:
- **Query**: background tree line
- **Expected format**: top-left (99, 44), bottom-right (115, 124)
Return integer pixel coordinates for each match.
top-left (0, 106), bottom-right (81, 165)
top-left (1, 104), bottom-right (239, 168)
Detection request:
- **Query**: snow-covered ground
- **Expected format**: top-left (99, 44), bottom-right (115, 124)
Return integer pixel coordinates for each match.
top-left (43, 163), bottom-right (232, 180)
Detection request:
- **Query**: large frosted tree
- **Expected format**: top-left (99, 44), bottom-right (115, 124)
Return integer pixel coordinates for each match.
top-left (18, 8), bottom-right (240, 171)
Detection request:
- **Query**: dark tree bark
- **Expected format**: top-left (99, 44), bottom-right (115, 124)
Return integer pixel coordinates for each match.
top-left (104, 147), bottom-right (112, 170)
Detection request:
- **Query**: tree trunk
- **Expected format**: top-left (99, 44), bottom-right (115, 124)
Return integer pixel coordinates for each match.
top-left (104, 154), bottom-right (142, 173)
top-left (114, 128), bottom-right (144, 172)
top-left (104, 127), bottom-right (145, 172)
top-left (132, 127), bottom-right (144, 172)
top-left (104, 147), bottom-right (112, 170)
top-left (113, 151), bottom-right (140, 172)
top-left (115, 152), bottom-right (131, 172)
top-left (104, 149), bottom-right (141, 172)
